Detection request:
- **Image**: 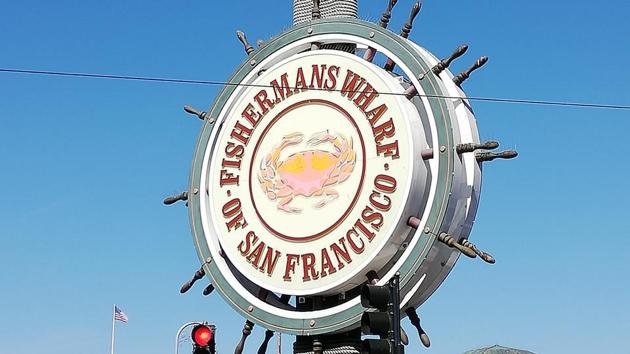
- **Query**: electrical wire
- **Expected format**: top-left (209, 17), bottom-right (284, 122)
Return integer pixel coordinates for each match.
top-left (2, 67), bottom-right (630, 111)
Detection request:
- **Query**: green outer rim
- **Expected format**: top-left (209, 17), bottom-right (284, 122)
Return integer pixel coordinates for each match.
top-left (187, 18), bottom-right (454, 335)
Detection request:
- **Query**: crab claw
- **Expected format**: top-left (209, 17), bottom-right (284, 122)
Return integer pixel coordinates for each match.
top-left (282, 132), bottom-right (304, 145)
top-left (278, 204), bottom-right (302, 214)
top-left (308, 130), bottom-right (335, 146)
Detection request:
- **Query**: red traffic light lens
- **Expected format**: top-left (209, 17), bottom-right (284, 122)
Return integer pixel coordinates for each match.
top-left (192, 325), bottom-right (213, 346)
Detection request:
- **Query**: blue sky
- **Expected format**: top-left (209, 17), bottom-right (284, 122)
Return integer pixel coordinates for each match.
top-left (1, 1), bottom-right (629, 353)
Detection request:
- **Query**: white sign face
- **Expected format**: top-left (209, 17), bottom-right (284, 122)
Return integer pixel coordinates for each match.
top-left (203, 50), bottom-right (419, 295)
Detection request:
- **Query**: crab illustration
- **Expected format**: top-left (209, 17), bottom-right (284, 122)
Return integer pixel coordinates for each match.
top-left (258, 130), bottom-right (356, 213)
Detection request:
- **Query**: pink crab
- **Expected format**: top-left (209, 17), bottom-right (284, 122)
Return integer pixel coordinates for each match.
top-left (258, 130), bottom-right (356, 213)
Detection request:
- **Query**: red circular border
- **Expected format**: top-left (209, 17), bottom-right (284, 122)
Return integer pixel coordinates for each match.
top-left (248, 99), bottom-right (367, 242)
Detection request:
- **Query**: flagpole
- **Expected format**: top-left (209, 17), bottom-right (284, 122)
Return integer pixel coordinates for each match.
top-left (276, 332), bottom-right (281, 354)
top-left (110, 304), bottom-right (116, 354)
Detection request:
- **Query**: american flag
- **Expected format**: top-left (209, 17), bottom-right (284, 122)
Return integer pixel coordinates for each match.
top-left (114, 306), bottom-right (128, 323)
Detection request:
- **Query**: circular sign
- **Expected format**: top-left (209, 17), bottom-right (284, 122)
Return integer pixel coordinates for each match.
top-left (187, 19), bottom-right (484, 335)
top-left (202, 50), bottom-right (426, 295)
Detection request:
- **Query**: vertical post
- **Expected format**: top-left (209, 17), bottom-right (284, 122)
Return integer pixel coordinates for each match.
top-left (110, 305), bottom-right (116, 354)
top-left (390, 274), bottom-right (402, 354)
top-left (277, 332), bottom-right (281, 354)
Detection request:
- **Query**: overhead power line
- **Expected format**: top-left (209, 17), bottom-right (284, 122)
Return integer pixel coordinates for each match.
top-left (2, 68), bottom-right (630, 111)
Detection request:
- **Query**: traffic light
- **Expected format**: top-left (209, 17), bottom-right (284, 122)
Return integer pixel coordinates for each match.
top-left (360, 274), bottom-right (402, 354)
top-left (191, 324), bottom-right (216, 354)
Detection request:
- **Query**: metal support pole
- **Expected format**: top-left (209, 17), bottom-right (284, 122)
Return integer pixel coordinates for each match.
top-left (390, 273), bottom-right (403, 354)
top-left (277, 332), bottom-right (282, 354)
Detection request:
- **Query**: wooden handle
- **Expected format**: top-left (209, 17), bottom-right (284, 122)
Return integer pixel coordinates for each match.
top-left (180, 267), bottom-right (204, 294)
top-left (234, 320), bottom-right (254, 354)
top-left (163, 191), bottom-right (188, 205)
top-left (456, 140), bottom-right (499, 154)
top-left (476, 150), bottom-right (518, 162)
top-left (384, 1), bottom-right (422, 72)
top-left (438, 233), bottom-right (477, 258)
top-left (257, 330), bottom-right (274, 354)
top-left (454, 56), bottom-right (489, 85)
top-left (379, 0), bottom-right (398, 28)
top-left (401, 1), bottom-right (422, 38)
top-left (236, 30), bottom-right (254, 55)
top-left (461, 239), bottom-right (497, 264)
top-left (184, 105), bottom-right (207, 120)
top-left (405, 308), bottom-right (430, 348)
top-left (432, 44), bottom-right (469, 75)
top-left (202, 284), bottom-right (215, 296)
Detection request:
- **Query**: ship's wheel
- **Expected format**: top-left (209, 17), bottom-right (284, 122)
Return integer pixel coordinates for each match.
top-left (172, 0), bottom-right (516, 343)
